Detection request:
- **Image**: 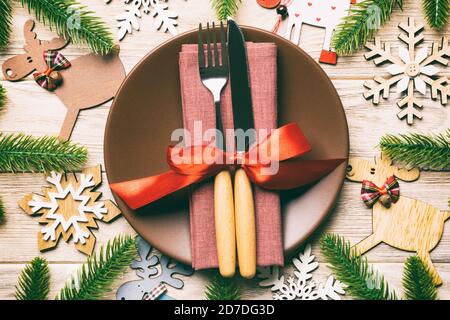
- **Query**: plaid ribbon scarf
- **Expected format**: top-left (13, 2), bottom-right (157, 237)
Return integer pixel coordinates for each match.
top-left (361, 175), bottom-right (400, 208)
top-left (142, 283), bottom-right (167, 300)
top-left (33, 51), bottom-right (71, 91)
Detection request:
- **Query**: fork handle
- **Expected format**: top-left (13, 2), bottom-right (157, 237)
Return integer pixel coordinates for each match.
top-left (214, 170), bottom-right (236, 277)
top-left (234, 168), bottom-right (256, 279)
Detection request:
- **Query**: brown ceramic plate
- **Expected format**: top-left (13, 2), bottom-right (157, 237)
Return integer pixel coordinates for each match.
top-left (104, 26), bottom-right (349, 265)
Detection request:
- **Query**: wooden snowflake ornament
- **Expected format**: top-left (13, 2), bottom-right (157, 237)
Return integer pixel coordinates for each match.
top-left (364, 17), bottom-right (450, 124)
top-left (19, 165), bottom-right (121, 255)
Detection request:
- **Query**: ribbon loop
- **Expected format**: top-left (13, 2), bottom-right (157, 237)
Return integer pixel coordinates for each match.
top-left (110, 123), bottom-right (346, 209)
top-left (361, 176), bottom-right (400, 208)
top-left (33, 51), bottom-right (71, 91)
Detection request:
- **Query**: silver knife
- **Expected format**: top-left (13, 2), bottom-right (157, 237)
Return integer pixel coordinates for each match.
top-left (227, 19), bottom-right (256, 279)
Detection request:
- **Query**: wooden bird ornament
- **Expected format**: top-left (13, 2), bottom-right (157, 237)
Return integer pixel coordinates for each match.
top-left (346, 154), bottom-right (450, 285)
top-left (2, 20), bottom-right (126, 140)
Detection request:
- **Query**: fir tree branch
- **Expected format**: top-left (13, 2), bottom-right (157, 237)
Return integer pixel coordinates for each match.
top-left (211, 0), bottom-right (240, 21)
top-left (423, 0), bottom-right (449, 29)
top-left (403, 256), bottom-right (438, 300)
top-left (0, 133), bottom-right (88, 172)
top-left (0, 84), bottom-right (6, 110)
top-left (332, 0), bottom-right (403, 55)
top-left (0, 0), bottom-right (13, 50)
top-left (57, 235), bottom-right (137, 300)
top-left (0, 196), bottom-right (5, 223)
top-left (19, 0), bottom-right (115, 55)
top-left (320, 234), bottom-right (397, 300)
top-left (15, 257), bottom-right (50, 300)
top-left (379, 130), bottom-right (450, 170)
top-left (205, 274), bottom-right (241, 300)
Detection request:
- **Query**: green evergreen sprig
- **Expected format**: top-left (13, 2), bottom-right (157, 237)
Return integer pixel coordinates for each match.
top-left (379, 130), bottom-right (450, 170)
top-left (403, 256), bottom-right (438, 300)
top-left (57, 235), bottom-right (137, 300)
top-left (320, 234), bottom-right (397, 300)
top-left (0, 133), bottom-right (88, 172)
top-left (20, 0), bottom-right (115, 55)
top-left (0, 196), bottom-right (5, 223)
top-left (15, 257), bottom-right (50, 300)
top-left (423, 0), bottom-right (449, 29)
top-left (332, 0), bottom-right (403, 55)
top-left (0, 84), bottom-right (6, 110)
top-left (0, 0), bottom-right (13, 50)
top-left (205, 274), bottom-right (241, 300)
top-left (211, 0), bottom-right (240, 21)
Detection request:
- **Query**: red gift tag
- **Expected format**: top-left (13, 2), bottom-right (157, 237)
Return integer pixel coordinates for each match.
top-left (257, 0), bottom-right (281, 9)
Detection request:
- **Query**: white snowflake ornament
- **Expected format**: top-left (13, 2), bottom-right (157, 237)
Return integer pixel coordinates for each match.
top-left (110, 0), bottom-right (178, 41)
top-left (257, 244), bottom-right (346, 300)
top-left (19, 165), bottom-right (121, 255)
top-left (364, 17), bottom-right (450, 124)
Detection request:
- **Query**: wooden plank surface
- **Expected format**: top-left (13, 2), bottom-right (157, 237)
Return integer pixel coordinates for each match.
top-left (0, 0), bottom-right (449, 300)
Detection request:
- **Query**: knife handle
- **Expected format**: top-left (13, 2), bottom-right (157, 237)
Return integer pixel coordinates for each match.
top-left (234, 168), bottom-right (256, 279)
top-left (214, 169), bottom-right (236, 278)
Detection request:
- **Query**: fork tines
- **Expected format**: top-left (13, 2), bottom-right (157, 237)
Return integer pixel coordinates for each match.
top-left (198, 21), bottom-right (228, 70)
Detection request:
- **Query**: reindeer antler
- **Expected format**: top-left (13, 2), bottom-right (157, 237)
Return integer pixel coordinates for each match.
top-left (23, 20), bottom-right (40, 50)
top-left (157, 256), bottom-right (194, 289)
top-left (23, 19), bottom-right (68, 53)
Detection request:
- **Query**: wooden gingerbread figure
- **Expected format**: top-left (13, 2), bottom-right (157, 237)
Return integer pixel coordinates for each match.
top-left (346, 154), bottom-right (450, 285)
top-left (2, 20), bottom-right (126, 140)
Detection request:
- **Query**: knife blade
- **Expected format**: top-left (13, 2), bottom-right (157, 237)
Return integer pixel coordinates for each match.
top-left (227, 19), bottom-right (256, 279)
top-left (228, 19), bottom-right (255, 152)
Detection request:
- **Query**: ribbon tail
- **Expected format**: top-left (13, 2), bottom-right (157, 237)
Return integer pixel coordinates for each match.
top-left (110, 171), bottom-right (206, 209)
top-left (246, 158), bottom-right (347, 190)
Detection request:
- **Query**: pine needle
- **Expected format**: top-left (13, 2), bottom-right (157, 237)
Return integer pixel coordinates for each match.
top-left (205, 274), bottom-right (241, 300)
top-left (423, 0), bottom-right (449, 29)
top-left (332, 0), bottom-right (403, 55)
top-left (57, 235), bottom-right (137, 300)
top-left (320, 234), bottom-right (397, 300)
top-left (0, 0), bottom-right (13, 50)
top-left (20, 0), bottom-right (115, 55)
top-left (0, 196), bottom-right (5, 223)
top-left (15, 257), bottom-right (50, 300)
top-left (211, 0), bottom-right (240, 21)
top-left (0, 133), bottom-right (88, 172)
top-left (403, 256), bottom-right (438, 300)
top-left (0, 84), bottom-right (6, 110)
top-left (379, 131), bottom-right (450, 170)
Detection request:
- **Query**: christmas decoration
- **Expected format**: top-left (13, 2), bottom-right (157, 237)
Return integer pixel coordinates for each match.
top-left (204, 275), bottom-right (241, 300)
top-left (364, 18), bottom-right (450, 124)
top-left (0, 133), bottom-right (87, 172)
top-left (20, 0), bottom-right (115, 55)
top-left (212, 0), bottom-right (240, 21)
top-left (332, 0), bottom-right (402, 55)
top-left (0, 0), bottom-right (12, 49)
top-left (257, 244), bottom-right (346, 300)
top-left (15, 257), bottom-right (50, 300)
top-left (320, 234), bottom-right (438, 300)
top-left (347, 153), bottom-right (450, 285)
top-left (380, 130), bottom-right (450, 170)
top-left (116, 236), bottom-right (194, 300)
top-left (275, 0), bottom-right (357, 65)
top-left (18, 165), bottom-right (122, 255)
top-left (2, 20), bottom-right (126, 140)
top-left (257, 0), bottom-right (281, 9)
top-left (423, 0), bottom-right (449, 30)
top-left (112, 0), bottom-right (178, 41)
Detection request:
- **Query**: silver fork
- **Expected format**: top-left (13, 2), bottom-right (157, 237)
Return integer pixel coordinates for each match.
top-left (198, 22), bottom-right (236, 278)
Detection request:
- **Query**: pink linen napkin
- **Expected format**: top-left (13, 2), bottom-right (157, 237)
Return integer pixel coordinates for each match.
top-left (179, 42), bottom-right (283, 270)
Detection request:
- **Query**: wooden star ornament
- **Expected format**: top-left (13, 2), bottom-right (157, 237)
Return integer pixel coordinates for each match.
top-left (19, 165), bottom-right (121, 255)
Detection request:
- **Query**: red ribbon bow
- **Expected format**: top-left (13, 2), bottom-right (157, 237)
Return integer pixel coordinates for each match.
top-left (33, 51), bottom-right (71, 91)
top-left (110, 123), bottom-right (346, 209)
top-left (361, 175), bottom-right (400, 208)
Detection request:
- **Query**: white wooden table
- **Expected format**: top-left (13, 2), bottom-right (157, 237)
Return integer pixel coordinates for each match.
top-left (0, 0), bottom-right (449, 300)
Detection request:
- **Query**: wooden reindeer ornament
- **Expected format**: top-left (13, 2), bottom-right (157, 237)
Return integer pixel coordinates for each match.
top-left (2, 20), bottom-right (126, 140)
top-left (281, 0), bottom-right (357, 65)
top-left (346, 154), bottom-right (450, 285)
